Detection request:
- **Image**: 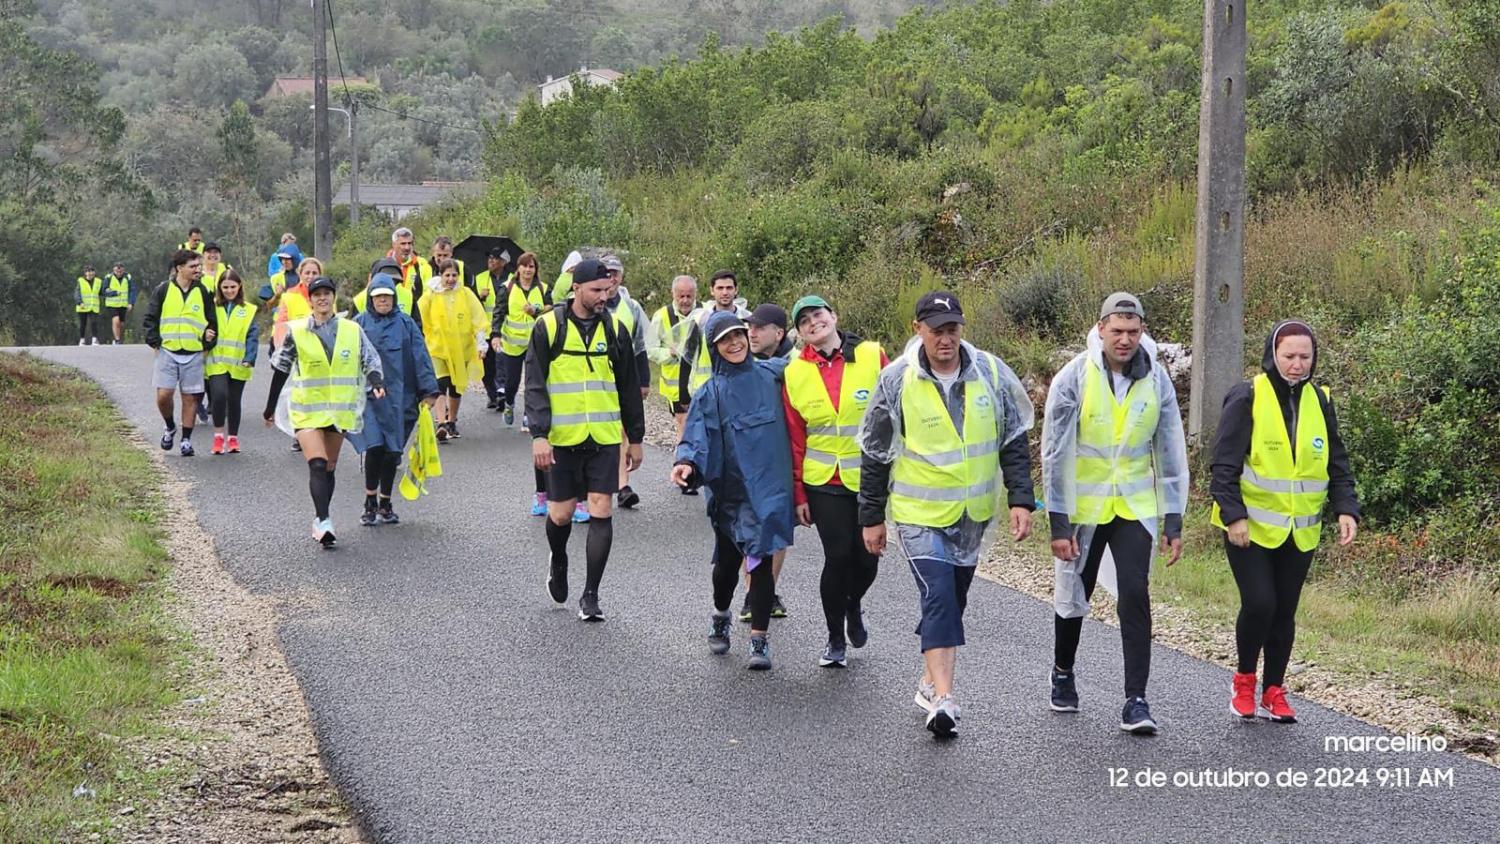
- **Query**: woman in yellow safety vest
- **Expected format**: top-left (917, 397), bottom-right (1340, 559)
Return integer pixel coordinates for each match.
top-left (417, 258), bottom-right (487, 441)
top-left (204, 269), bottom-right (260, 455)
top-left (1211, 320), bottom-right (1359, 724)
top-left (75, 265), bottom-right (103, 345)
top-left (486, 252), bottom-right (553, 514)
top-left (270, 256), bottom-right (323, 352)
top-left (263, 276), bottom-right (386, 548)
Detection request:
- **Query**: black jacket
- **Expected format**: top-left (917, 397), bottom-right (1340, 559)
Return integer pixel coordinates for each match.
top-left (1210, 320), bottom-right (1360, 524)
top-left (142, 279), bottom-right (218, 351)
top-left (522, 302), bottom-right (645, 445)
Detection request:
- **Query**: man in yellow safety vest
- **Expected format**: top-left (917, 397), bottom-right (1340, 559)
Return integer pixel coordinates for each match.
top-left (103, 262), bottom-right (135, 344)
top-left (473, 247), bottom-right (506, 410)
top-left (142, 249), bottom-right (218, 457)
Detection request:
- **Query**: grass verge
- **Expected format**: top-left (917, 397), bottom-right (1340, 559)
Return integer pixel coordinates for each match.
top-left (0, 352), bottom-right (176, 842)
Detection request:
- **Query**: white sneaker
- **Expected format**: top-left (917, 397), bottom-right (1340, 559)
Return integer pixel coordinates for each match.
top-left (926, 695), bottom-right (960, 738)
top-left (78, 339), bottom-right (86, 346)
top-left (91, 338), bottom-right (100, 345)
top-left (914, 680), bottom-right (938, 713)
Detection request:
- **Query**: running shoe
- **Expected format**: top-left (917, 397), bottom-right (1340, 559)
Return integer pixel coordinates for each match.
top-left (738, 597), bottom-right (752, 623)
top-left (617, 485), bottom-right (640, 509)
top-left (530, 493), bottom-right (548, 517)
top-left (291, 441), bottom-right (302, 453)
top-left (312, 518), bottom-right (337, 547)
top-left (226, 435), bottom-right (240, 453)
top-left (1258, 685), bottom-right (1297, 723)
top-left (180, 440), bottom-right (195, 457)
top-left (504, 406), bottom-right (515, 426)
top-left (91, 338), bottom-right (100, 346)
top-left (914, 680), bottom-right (938, 714)
top-left (449, 422), bottom-right (462, 440)
top-left (1050, 667), bottom-right (1080, 712)
top-left (377, 501), bottom-right (399, 525)
top-left (547, 553), bottom-right (568, 604)
top-left (360, 501), bottom-right (378, 527)
top-left (78, 338), bottom-right (86, 346)
top-left (160, 427), bottom-right (175, 450)
top-left (926, 696), bottom-right (960, 738)
top-left (577, 591), bottom-right (604, 622)
top-left (211, 433), bottom-right (225, 455)
top-left (1120, 697), bottom-right (1159, 735)
top-left (436, 424), bottom-right (449, 443)
top-left (707, 610), bottom-right (732, 655)
top-left (572, 501), bottom-right (590, 523)
top-left (846, 602), bottom-right (868, 648)
top-left (770, 594), bottom-right (787, 619)
top-left (486, 397), bottom-right (499, 410)
top-left (747, 635), bottom-right (772, 670)
top-left (195, 400), bottom-right (209, 423)
top-left (1231, 672), bottom-right (1257, 719)
top-left (818, 640), bottom-right (848, 668)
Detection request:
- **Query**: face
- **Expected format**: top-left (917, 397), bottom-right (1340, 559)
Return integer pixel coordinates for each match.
top-left (574, 278), bottom-right (612, 314)
top-left (298, 261), bottom-right (321, 285)
top-left (84, 269), bottom-right (95, 279)
top-left (606, 271), bottom-right (622, 296)
top-left (219, 278), bottom-right (240, 301)
top-left (179, 258), bottom-right (202, 282)
top-left (431, 243), bottom-right (452, 263)
top-left (915, 321), bottom-right (962, 367)
top-left (487, 257), bottom-right (503, 274)
top-left (1275, 335), bottom-right (1315, 382)
top-left (518, 262), bottom-right (536, 282)
top-left (280, 257), bottom-right (295, 273)
top-left (796, 306), bottom-right (837, 347)
top-left (1099, 314), bottom-right (1144, 366)
top-left (113, 265), bottom-right (124, 275)
top-left (748, 323), bottom-right (784, 356)
top-left (715, 329), bottom-right (749, 364)
top-left (372, 293), bottom-right (395, 315)
top-left (712, 277), bottom-right (736, 307)
top-left (394, 233), bottom-right (413, 259)
top-left (310, 288), bottom-right (335, 313)
top-left (672, 280), bottom-right (697, 313)
top-left (440, 266), bottom-right (459, 289)
top-left (188, 232), bottom-right (202, 247)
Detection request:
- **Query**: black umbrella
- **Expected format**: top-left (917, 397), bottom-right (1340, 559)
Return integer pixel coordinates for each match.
top-left (453, 235), bottom-right (523, 277)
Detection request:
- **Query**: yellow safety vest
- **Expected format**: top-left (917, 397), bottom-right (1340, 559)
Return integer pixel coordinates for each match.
top-left (653, 306), bottom-right (688, 401)
top-left (159, 283), bottom-right (208, 352)
top-left (474, 270), bottom-right (500, 314)
top-left (178, 241), bottom-right (205, 254)
top-left (889, 364), bottom-right (1000, 526)
top-left (353, 284), bottom-right (414, 316)
top-left (550, 270), bottom-right (573, 302)
top-left (396, 255), bottom-right (433, 292)
top-left (76, 277), bottom-right (102, 313)
top-left (499, 279), bottom-right (547, 357)
top-left (104, 274), bottom-right (131, 308)
top-left (688, 326), bottom-right (713, 397)
top-left (538, 308), bottom-right (623, 447)
top-left (1212, 374), bottom-right (1330, 551)
top-left (784, 341), bottom-right (882, 492)
top-left (288, 319), bottom-right (363, 431)
top-left (200, 262), bottom-right (229, 292)
top-left (205, 303), bottom-right (258, 381)
top-left (1072, 363), bottom-right (1160, 525)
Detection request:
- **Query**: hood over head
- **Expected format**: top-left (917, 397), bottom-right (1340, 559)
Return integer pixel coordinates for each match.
top-left (704, 310), bottom-right (751, 372)
top-left (1262, 319), bottom-right (1318, 387)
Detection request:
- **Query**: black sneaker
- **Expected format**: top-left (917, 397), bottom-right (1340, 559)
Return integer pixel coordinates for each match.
top-left (617, 486), bottom-right (640, 509)
top-left (377, 501), bottom-right (399, 525)
top-left (360, 501), bottom-right (378, 527)
top-left (160, 427), bottom-right (175, 450)
top-left (578, 591), bottom-right (604, 622)
top-left (845, 602), bottom-right (867, 648)
top-left (818, 640), bottom-right (847, 668)
top-left (770, 594), bottom-right (787, 619)
top-left (1050, 667), bottom-right (1080, 713)
top-left (738, 597), bottom-right (752, 623)
top-left (680, 485), bottom-right (698, 496)
top-left (436, 424), bottom-right (449, 443)
top-left (291, 440), bottom-right (302, 452)
top-left (547, 553), bottom-right (568, 604)
top-left (486, 397), bottom-right (499, 410)
top-left (1120, 697), bottom-right (1159, 735)
top-left (449, 422), bottom-right (462, 440)
top-left (708, 611), bottom-right (732, 655)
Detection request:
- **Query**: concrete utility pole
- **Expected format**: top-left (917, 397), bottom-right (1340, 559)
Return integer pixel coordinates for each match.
top-left (1189, 0), bottom-right (1247, 443)
top-left (311, 0), bottom-right (333, 261)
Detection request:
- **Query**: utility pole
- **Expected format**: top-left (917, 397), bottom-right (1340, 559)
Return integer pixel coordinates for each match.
top-left (1189, 0), bottom-right (1247, 443)
top-left (349, 99), bottom-right (360, 225)
top-left (311, 0), bottom-right (333, 262)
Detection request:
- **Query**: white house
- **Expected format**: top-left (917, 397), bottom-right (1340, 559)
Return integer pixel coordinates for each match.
top-left (539, 66), bottom-right (624, 106)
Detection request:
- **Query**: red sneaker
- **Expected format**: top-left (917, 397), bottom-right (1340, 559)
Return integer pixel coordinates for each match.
top-left (1259, 685), bottom-right (1297, 723)
top-left (211, 433), bottom-right (225, 455)
top-left (1231, 672), bottom-right (1257, 719)
top-left (226, 435), bottom-right (240, 454)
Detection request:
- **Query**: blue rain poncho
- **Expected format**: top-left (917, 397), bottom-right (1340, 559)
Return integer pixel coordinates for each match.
top-left (347, 296), bottom-right (439, 453)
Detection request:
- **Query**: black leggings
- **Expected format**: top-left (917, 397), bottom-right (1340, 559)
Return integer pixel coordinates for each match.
top-left (483, 346), bottom-right (499, 400)
top-left (711, 529), bottom-right (775, 630)
top-left (1226, 536), bottom-right (1314, 687)
top-left (206, 374), bottom-right (246, 434)
top-left (501, 352), bottom-right (525, 410)
top-left (78, 312), bottom-right (99, 342)
top-left (1054, 518), bottom-right (1154, 698)
top-left (807, 486), bottom-right (879, 643)
top-left (363, 446), bottom-right (403, 498)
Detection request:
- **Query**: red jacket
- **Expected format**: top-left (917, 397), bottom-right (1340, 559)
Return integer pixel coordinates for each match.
top-left (782, 334), bottom-right (890, 507)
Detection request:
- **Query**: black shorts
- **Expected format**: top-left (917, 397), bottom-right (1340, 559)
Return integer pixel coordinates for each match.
top-left (547, 442), bottom-right (621, 501)
top-left (106, 306), bottom-right (129, 322)
top-left (436, 376), bottom-right (462, 398)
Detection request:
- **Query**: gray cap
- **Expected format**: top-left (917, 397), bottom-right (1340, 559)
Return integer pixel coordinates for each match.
top-left (601, 254), bottom-right (624, 273)
top-left (1100, 292), bottom-right (1145, 320)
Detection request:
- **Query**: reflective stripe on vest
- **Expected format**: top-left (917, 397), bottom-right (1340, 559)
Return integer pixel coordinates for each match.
top-left (76, 277), bottom-right (101, 313)
top-left (288, 320), bottom-right (362, 431)
top-left (889, 363), bottom-right (1000, 527)
top-left (540, 310), bottom-right (623, 447)
top-left (474, 270), bottom-right (499, 313)
top-left (1072, 362), bottom-right (1159, 525)
top-left (1211, 373), bottom-right (1330, 551)
top-left (500, 280), bottom-right (547, 357)
top-left (204, 303), bottom-right (258, 380)
top-left (654, 306), bottom-right (685, 400)
top-left (784, 340), bottom-right (881, 492)
top-left (104, 275), bottom-right (131, 308)
top-left (160, 283), bottom-right (208, 352)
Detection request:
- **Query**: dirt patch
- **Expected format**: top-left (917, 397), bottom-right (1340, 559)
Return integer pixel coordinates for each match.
top-left (45, 574), bottom-right (136, 599)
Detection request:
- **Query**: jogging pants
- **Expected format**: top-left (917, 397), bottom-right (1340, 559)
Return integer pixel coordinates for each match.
top-left (363, 446), bottom-right (403, 498)
top-left (483, 346), bottom-right (499, 401)
top-left (500, 352), bottom-right (525, 411)
top-left (78, 312), bottom-right (99, 342)
top-left (807, 486), bottom-right (879, 644)
top-left (1054, 517), bottom-right (1154, 698)
top-left (206, 373), bottom-right (246, 434)
top-left (711, 529), bottom-right (774, 631)
top-left (1225, 536), bottom-right (1314, 687)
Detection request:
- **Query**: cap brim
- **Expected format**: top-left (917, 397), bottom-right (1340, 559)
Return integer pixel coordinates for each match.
top-left (711, 326), bottom-right (748, 344)
top-left (369, 288), bottom-right (396, 297)
top-left (919, 312), bottom-right (965, 328)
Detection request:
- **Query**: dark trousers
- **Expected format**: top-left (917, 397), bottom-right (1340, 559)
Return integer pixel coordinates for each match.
top-left (78, 312), bottom-right (100, 342)
top-left (363, 447), bottom-right (403, 498)
top-left (711, 529), bottom-right (775, 630)
top-left (807, 486), bottom-right (880, 643)
top-left (482, 346), bottom-right (499, 401)
top-left (206, 374), bottom-right (246, 434)
top-left (500, 352), bottom-right (525, 411)
top-left (1054, 517), bottom-right (1154, 698)
top-left (1226, 536), bottom-right (1314, 687)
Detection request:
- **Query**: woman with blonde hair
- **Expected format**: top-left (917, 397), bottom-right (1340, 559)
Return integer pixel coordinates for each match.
top-left (418, 258), bottom-right (487, 440)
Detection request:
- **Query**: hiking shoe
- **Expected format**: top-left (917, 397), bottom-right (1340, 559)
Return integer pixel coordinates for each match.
top-left (160, 427), bottom-right (175, 450)
top-left (504, 406), bottom-right (515, 426)
top-left (1050, 667), bottom-right (1080, 713)
top-left (1258, 685), bottom-right (1297, 723)
top-left (926, 695), bottom-right (960, 738)
top-left (818, 640), bottom-right (848, 668)
top-left (211, 433), bottom-right (225, 455)
top-left (360, 501), bottom-right (378, 527)
top-left (530, 493), bottom-right (548, 517)
top-left (547, 553), bottom-right (568, 604)
top-left (226, 435), bottom-right (240, 453)
top-left (846, 602), bottom-right (868, 648)
top-left (915, 680), bottom-right (938, 713)
top-left (578, 591), bottom-right (604, 622)
top-left (180, 440), bottom-right (195, 457)
top-left (708, 610), bottom-right (732, 655)
top-left (738, 597), bottom-right (752, 623)
top-left (1231, 672), bottom-right (1258, 719)
top-left (1120, 697), bottom-right (1159, 735)
top-left (571, 501), bottom-right (590, 523)
top-left (617, 485), bottom-right (640, 509)
top-left (377, 501), bottom-right (399, 525)
top-left (770, 594), bottom-right (787, 619)
top-left (747, 635), bottom-right (772, 670)
top-left (313, 519), bottom-right (337, 548)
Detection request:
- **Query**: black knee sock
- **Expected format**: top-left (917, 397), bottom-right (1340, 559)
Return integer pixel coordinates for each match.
top-left (1054, 614), bottom-right (1083, 671)
top-left (181, 425), bottom-right (193, 442)
top-left (162, 412), bottom-right (176, 430)
top-left (546, 517), bottom-right (571, 566)
top-left (380, 452), bottom-right (401, 498)
top-left (584, 516), bottom-right (612, 595)
top-left (308, 457), bottom-right (332, 520)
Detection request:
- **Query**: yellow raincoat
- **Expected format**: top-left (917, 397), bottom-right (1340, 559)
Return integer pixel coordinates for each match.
top-left (417, 282), bottom-right (487, 386)
top-left (399, 404), bottom-right (444, 500)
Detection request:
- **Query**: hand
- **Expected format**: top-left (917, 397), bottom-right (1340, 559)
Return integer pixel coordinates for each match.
top-left (670, 463), bottom-right (693, 488)
top-left (626, 443), bottom-right (644, 472)
top-left (204, 328), bottom-right (216, 342)
top-left (239, 360), bottom-right (251, 368)
top-left (263, 412), bottom-right (274, 428)
top-left (1010, 507), bottom-right (1032, 542)
top-left (796, 503), bottom-right (812, 527)
top-left (422, 395), bottom-right (438, 408)
top-left (490, 337), bottom-right (503, 353)
top-left (1226, 519), bottom-right (1251, 549)
top-left (1161, 535), bottom-right (1184, 566)
top-left (1338, 514), bottom-right (1358, 546)
top-left (863, 524), bottom-right (887, 555)
top-left (640, 386), bottom-right (650, 399)
top-left (532, 438), bottom-right (554, 470)
top-left (1050, 537), bottom-right (1080, 561)
top-left (372, 387), bottom-right (386, 400)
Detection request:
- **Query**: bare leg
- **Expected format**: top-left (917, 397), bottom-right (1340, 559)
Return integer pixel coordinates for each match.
top-left (924, 646), bottom-right (958, 698)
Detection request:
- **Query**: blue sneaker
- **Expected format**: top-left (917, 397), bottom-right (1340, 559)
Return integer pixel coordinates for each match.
top-left (747, 635), bottom-right (772, 670)
top-left (504, 406), bottom-right (515, 426)
top-left (572, 501), bottom-right (590, 523)
top-left (1120, 697), bottom-right (1159, 735)
top-left (530, 493), bottom-right (548, 517)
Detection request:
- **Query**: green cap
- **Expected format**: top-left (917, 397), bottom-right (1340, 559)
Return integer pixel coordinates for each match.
top-left (790, 294), bottom-right (831, 325)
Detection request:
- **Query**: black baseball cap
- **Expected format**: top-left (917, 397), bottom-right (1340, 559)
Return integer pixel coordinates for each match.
top-left (915, 291), bottom-right (965, 328)
top-left (370, 256), bottom-right (401, 276)
top-left (747, 303), bottom-right (787, 331)
top-left (203, 241), bottom-right (222, 253)
top-left (571, 258), bottom-right (610, 285)
top-left (307, 276), bottom-right (337, 295)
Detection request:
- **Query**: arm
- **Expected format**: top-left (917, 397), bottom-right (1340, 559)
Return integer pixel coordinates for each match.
top-left (141, 282), bottom-right (167, 349)
top-left (355, 323), bottom-right (385, 390)
top-left (645, 309), bottom-right (674, 365)
top-left (74, 283), bottom-right (82, 307)
top-left (783, 385), bottom-right (810, 508)
top-left (998, 434), bottom-right (1036, 510)
top-left (673, 383), bottom-right (712, 485)
top-left (614, 322), bottom-right (646, 445)
top-left (263, 341), bottom-right (297, 417)
top-left (1209, 383), bottom-right (1256, 525)
top-left (201, 287), bottom-right (218, 348)
top-left (1041, 360), bottom-right (1082, 540)
top-left (1322, 391), bottom-right (1360, 520)
top-left (243, 316), bottom-right (261, 365)
top-left (1152, 368), bottom-right (1190, 540)
top-left (522, 320), bottom-right (552, 440)
top-left (489, 282), bottom-right (508, 340)
top-left (857, 368), bottom-right (901, 527)
top-left (410, 318), bottom-right (441, 399)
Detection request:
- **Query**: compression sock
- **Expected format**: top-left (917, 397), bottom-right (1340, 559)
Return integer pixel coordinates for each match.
top-left (546, 517), bottom-right (572, 566)
top-left (584, 516), bottom-right (613, 594)
top-left (181, 426), bottom-right (193, 443)
top-left (308, 458), bottom-right (333, 520)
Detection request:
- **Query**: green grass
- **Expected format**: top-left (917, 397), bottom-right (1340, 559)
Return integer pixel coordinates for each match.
top-left (0, 352), bottom-right (177, 842)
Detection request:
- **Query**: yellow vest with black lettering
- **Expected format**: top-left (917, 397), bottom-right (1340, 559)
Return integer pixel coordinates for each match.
top-left (785, 341), bottom-right (882, 492)
top-left (205, 303), bottom-right (258, 381)
top-left (539, 309), bottom-right (623, 447)
top-left (76, 277), bottom-right (101, 313)
top-left (104, 274), bottom-right (131, 308)
top-left (1072, 362), bottom-right (1160, 525)
top-left (499, 279), bottom-right (547, 357)
top-left (474, 270), bottom-right (500, 314)
top-left (889, 363), bottom-right (1000, 526)
top-left (159, 283), bottom-right (208, 352)
top-left (653, 306), bottom-right (688, 401)
top-left (288, 319), bottom-right (363, 431)
top-left (1211, 374), bottom-right (1330, 551)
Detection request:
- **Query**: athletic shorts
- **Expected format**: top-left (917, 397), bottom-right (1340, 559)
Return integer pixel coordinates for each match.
top-left (546, 442), bottom-right (621, 501)
top-left (152, 349), bottom-right (205, 394)
top-left (106, 306), bottom-right (129, 322)
top-left (901, 527), bottom-right (979, 652)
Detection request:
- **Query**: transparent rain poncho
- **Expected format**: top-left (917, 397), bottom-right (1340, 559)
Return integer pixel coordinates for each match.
top-left (1041, 326), bottom-right (1189, 617)
top-left (271, 315), bottom-right (381, 437)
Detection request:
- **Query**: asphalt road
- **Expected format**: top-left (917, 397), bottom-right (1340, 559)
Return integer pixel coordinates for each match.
top-left (27, 345), bottom-right (1500, 843)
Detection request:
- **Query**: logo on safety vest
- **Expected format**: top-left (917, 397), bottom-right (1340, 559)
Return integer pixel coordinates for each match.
top-left (1312, 437), bottom-right (1325, 451)
top-left (340, 349), bottom-right (351, 359)
top-left (975, 394), bottom-right (991, 407)
top-left (595, 341), bottom-right (607, 353)
top-left (853, 388), bottom-right (870, 402)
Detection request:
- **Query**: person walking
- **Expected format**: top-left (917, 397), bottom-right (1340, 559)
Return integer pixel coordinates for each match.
top-left (671, 312), bottom-right (795, 670)
top-left (736, 302), bottom-right (796, 620)
top-left (526, 259), bottom-right (646, 620)
top-left (1041, 293), bottom-right (1189, 736)
top-left (269, 256), bottom-right (323, 357)
top-left (103, 262), bottom-right (135, 344)
top-left (1211, 320), bottom-right (1359, 724)
top-left (200, 242), bottom-right (230, 291)
top-left (418, 258), bottom-right (487, 441)
top-left (601, 254), bottom-right (651, 510)
top-left (263, 277), bottom-right (385, 547)
top-left (473, 248), bottom-right (506, 410)
top-left (783, 295), bottom-right (889, 668)
top-left (489, 251), bottom-right (549, 428)
top-left (682, 270), bottom-right (752, 399)
top-left (75, 265), bottom-right (103, 345)
top-left (858, 291), bottom-right (1036, 738)
top-left (350, 274), bottom-right (440, 527)
top-left (142, 249), bottom-right (218, 456)
top-left (203, 269), bottom-right (259, 455)
top-left (177, 226), bottom-right (205, 254)
top-left (353, 256), bottom-right (416, 319)
top-left (265, 232), bottom-right (303, 278)
top-left (389, 226), bottom-right (433, 299)
top-left (550, 250), bottom-right (583, 302)
top-left (645, 275), bottom-right (699, 446)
